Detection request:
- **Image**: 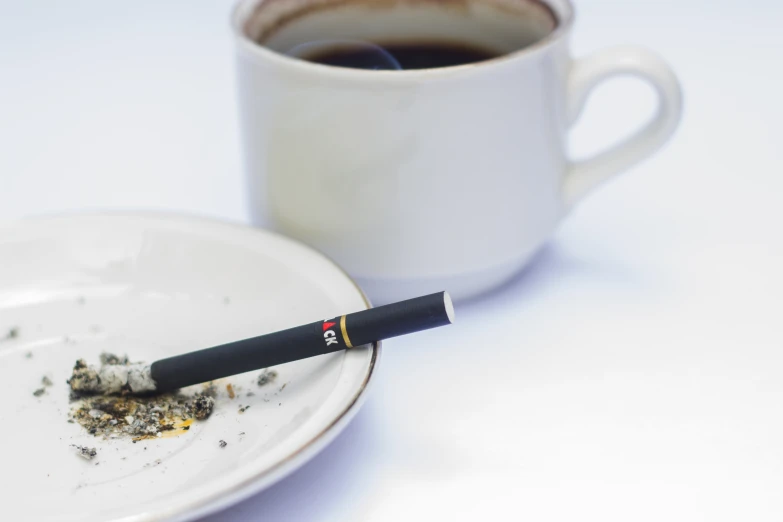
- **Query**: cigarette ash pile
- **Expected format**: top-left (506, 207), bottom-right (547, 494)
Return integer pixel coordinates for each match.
top-left (69, 353), bottom-right (216, 440)
top-left (70, 390), bottom-right (215, 440)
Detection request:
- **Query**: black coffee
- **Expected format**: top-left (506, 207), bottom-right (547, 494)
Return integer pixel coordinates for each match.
top-left (303, 41), bottom-right (500, 70)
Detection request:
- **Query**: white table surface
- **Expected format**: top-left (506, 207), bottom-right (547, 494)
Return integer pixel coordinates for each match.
top-left (3, 1), bottom-right (783, 520)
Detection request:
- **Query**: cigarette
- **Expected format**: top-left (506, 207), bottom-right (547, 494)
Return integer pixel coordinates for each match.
top-left (71, 291), bottom-right (454, 395)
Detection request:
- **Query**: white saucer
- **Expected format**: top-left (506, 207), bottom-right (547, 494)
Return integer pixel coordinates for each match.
top-left (0, 214), bottom-right (379, 522)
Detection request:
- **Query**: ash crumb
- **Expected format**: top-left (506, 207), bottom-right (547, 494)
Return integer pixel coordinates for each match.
top-left (257, 369), bottom-right (278, 387)
top-left (99, 353), bottom-right (129, 366)
top-left (25, 351), bottom-right (33, 359)
top-left (33, 388), bottom-right (46, 397)
top-left (68, 359), bottom-right (100, 394)
top-left (219, 440), bottom-right (227, 448)
top-left (279, 383), bottom-right (287, 392)
top-left (226, 383), bottom-right (235, 399)
top-left (3, 327), bottom-right (19, 342)
top-left (246, 392), bottom-right (255, 397)
top-left (42, 375), bottom-right (53, 387)
top-left (192, 394), bottom-right (215, 420)
top-left (238, 405), bottom-right (250, 414)
top-left (72, 445), bottom-right (97, 460)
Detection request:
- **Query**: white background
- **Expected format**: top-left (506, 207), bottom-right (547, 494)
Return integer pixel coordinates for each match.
top-left (3, 1), bottom-right (783, 520)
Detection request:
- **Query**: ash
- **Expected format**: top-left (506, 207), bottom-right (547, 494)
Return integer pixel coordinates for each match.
top-left (191, 394), bottom-right (215, 420)
top-left (72, 445), bottom-right (97, 460)
top-left (2, 327), bottom-right (19, 341)
top-left (71, 392), bottom-right (214, 439)
top-left (70, 382), bottom-right (216, 440)
top-left (99, 353), bottom-right (129, 366)
top-left (69, 353), bottom-right (155, 395)
top-left (257, 369), bottom-right (278, 387)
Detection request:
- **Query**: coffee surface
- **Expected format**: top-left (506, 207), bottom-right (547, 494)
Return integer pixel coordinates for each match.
top-left (303, 41), bottom-right (500, 70)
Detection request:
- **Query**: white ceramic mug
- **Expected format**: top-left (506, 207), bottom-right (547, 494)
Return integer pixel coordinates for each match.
top-left (232, 0), bottom-right (682, 303)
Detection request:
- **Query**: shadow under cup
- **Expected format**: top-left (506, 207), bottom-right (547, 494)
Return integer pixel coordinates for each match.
top-left (241, 0), bottom-right (560, 69)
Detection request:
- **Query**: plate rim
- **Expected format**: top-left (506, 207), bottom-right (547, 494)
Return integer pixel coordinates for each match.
top-left (1, 211), bottom-right (381, 522)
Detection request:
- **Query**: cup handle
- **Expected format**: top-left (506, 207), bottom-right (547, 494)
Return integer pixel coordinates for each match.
top-left (564, 46), bottom-right (683, 208)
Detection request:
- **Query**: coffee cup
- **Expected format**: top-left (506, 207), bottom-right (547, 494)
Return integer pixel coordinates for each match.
top-left (232, 0), bottom-right (682, 303)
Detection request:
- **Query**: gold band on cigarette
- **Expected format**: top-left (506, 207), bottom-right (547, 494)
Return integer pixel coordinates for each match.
top-left (340, 315), bottom-right (353, 348)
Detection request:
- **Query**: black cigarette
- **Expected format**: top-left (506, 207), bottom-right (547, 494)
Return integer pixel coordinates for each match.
top-left (76, 291), bottom-right (451, 395)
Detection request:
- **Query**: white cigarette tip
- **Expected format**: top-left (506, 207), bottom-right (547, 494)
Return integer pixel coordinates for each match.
top-left (443, 291), bottom-right (455, 324)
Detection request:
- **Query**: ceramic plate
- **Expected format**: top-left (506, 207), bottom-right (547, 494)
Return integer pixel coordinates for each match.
top-left (0, 214), bottom-right (379, 522)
